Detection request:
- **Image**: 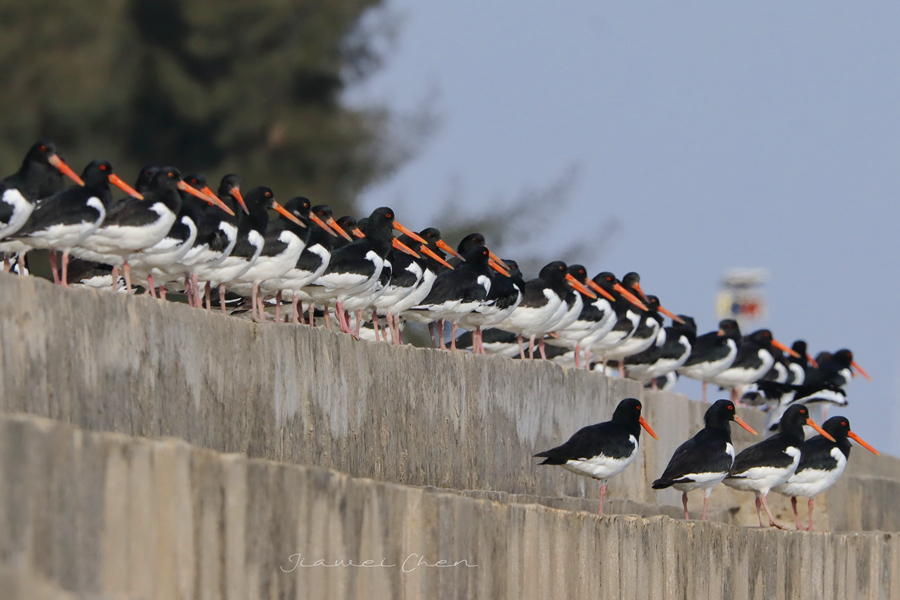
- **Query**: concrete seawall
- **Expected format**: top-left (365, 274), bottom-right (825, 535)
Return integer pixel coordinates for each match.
top-left (0, 273), bottom-right (895, 530)
top-left (2, 413), bottom-right (899, 600)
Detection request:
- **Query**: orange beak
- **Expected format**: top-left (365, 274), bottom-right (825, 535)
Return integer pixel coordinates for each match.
top-left (488, 258), bottom-right (511, 276)
top-left (632, 281), bottom-right (649, 302)
top-left (230, 187), bottom-right (249, 215)
top-left (566, 273), bottom-right (596, 298)
top-left (772, 339), bottom-right (800, 358)
top-left (806, 418), bottom-right (835, 442)
top-left (308, 212), bottom-right (336, 236)
top-left (420, 244), bottom-right (453, 269)
top-left (392, 236), bottom-right (419, 258)
top-left (851, 360), bottom-right (872, 381)
top-left (326, 217), bottom-right (353, 241)
top-left (393, 221), bottom-right (426, 244)
top-left (177, 180), bottom-right (233, 215)
top-left (733, 416), bottom-right (757, 436)
top-left (657, 304), bottom-right (685, 324)
top-left (48, 154), bottom-right (85, 186)
top-left (436, 238), bottom-right (463, 259)
top-left (717, 328), bottom-right (725, 336)
top-left (848, 430), bottom-right (879, 455)
top-left (613, 282), bottom-right (648, 311)
top-left (271, 200), bottom-right (306, 228)
top-left (352, 227), bottom-right (365, 238)
top-left (109, 173), bottom-right (144, 199)
top-left (587, 279), bottom-right (616, 302)
top-left (487, 249), bottom-right (509, 270)
top-left (638, 415), bottom-right (658, 440)
top-left (807, 353), bottom-right (818, 369)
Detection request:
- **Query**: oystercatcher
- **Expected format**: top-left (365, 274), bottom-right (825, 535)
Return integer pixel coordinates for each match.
top-left (534, 398), bottom-right (657, 515)
top-left (705, 329), bottom-right (799, 401)
top-left (604, 295), bottom-right (683, 374)
top-left (0, 141), bottom-right (84, 271)
top-left (408, 244), bottom-right (508, 349)
top-left (232, 195), bottom-right (312, 321)
top-left (263, 204), bottom-right (350, 323)
top-left (677, 319), bottom-right (742, 402)
top-left (11, 160), bottom-right (141, 286)
top-left (723, 404), bottom-right (833, 529)
top-left (773, 416), bottom-right (878, 530)
top-left (497, 261), bottom-right (596, 359)
top-left (73, 167), bottom-right (226, 291)
top-left (373, 228), bottom-right (457, 343)
top-left (652, 399), bottom-right (757, 520)
top-left (457, 258), bottom-right (525, 354)
top-left (305, 207), bottom-right (423, 335)
top-left (625, 316), bottom-right (697, 387)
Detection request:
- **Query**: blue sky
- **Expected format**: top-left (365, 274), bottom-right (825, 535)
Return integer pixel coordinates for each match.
top-left (349, 2), bottom-right (900, 452)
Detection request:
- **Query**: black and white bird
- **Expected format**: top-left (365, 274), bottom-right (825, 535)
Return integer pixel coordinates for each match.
top-left (773, 416), bottom-right (879, 530)
top-left (534, 398), bottom-right (658, 515)
top-left (677, 319), bottom-right (742, 402)
top-left (11, 160), bottom-right (142, 286)
top-left (408, 244), bottom-right (508, 349)
top-left (263, 204), bottom-right (350, 324)
top-left (705, 329), bottom-right (799, 402)
top-left (723, 404), bottom-right (833, 529)
top-left (625, 316), bottom-right (697, 388)
top-left (0, 141), bottom-right (84, 271)
top-left (652, 399), bottom-right (757, 520)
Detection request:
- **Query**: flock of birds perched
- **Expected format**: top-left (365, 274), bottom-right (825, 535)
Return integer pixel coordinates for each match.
top-left (0, 140), bottom-right (878, 528)
top-left (536, 398), bottom-right (878, 530)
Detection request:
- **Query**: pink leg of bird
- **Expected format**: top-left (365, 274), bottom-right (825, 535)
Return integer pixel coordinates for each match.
top-left (324, 307), bottom-right (332, 330)
top-left (184, 276), bottom-right (193, 307)
top-left (760, 493), bottom-right (785, 529)
top-left (191, 274), bottom-right (201, 308)
top-left (438, 320), bottom-right (447, 349)
top-left (123, 261), bottom-right (132, 292)
top-left (618, 361), bottom-right (625, 377)
top-left (60, 250), bottom-right (71, 287)
top-left (49, 251), bottom-right (60, 284)
top-left (308, 302), bottom-right (315, 327)
top-left (335, 301), bottom-right (346, 332)
top-left (205, 283), bottom-right (212, 310)
top-left (372, 314), bottom-right (381, 342)
top-left (791, 497), bottom-right (805, 530)
top-left (355, 310), bottom-right (363, 337)
top-left (755, 496), bottom-right (765, 527)
top-left (451, 323), bottom-right (458, 350)
top-left (807, 497), bottom-right (815, 532)
top-left (598, 484), bottom-right (607, 515)
top-left (274, 291), bottom-right (282, 323)
top-left (539, 337), bottom-right (547, 359)
top-left (682, 492), bottom-right (690, 520)
top-left (528, 336), bottom-right (535, 359)
top-left (574, 343), bottom-right (581, 368)
top-left (291, 295), bottom-right (300, 324)
top-left (702, 493), bottom-right (710, 520)
top-left (518, 334), bottom-right (525, 359)
top-left (251, 285), bottom-right (260, 322)
top-left (583, 347), bottom-right (591, 369)
top-left (111, 265), bottom-right (119, 292)
top-left (147, 274), bottom-right (157, 299)
top-left (160, 286), bottom-right (167, 300)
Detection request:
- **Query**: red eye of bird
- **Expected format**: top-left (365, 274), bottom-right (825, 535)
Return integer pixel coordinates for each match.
top-left (842, 421), bottom-right (847, 426)
top-left (40, 146), bottom-right (46, 151)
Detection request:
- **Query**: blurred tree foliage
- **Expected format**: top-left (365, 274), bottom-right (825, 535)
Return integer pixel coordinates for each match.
top-left (0, 0), bottom-right (418, 215)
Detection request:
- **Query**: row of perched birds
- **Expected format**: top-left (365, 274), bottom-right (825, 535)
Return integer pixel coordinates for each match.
top-left (535, 398), bottom-right (879, 529)
top-left (0, 141), bottom-right (870, 423)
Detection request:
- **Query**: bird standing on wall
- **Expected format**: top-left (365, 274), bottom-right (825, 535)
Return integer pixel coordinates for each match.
top-left (533, 398), bottom-right (658, 515)
top-left (652, 399), bottom-right (757, 520)
top-left (772, 416), bottom-right (878, 530)
top-left (723, 404), bottom-right (833, 529)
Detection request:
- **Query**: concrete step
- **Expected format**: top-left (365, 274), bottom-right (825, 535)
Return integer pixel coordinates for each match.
top-left (2, 412), bottom-right (898, 600)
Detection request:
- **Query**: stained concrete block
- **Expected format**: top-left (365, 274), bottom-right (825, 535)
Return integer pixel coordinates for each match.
top-left (1, 414), bottom-right (899, 599)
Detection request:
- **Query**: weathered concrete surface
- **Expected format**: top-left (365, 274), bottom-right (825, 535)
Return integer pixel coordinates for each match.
top-left (0, 273), bottom-right (895, 530)
top-left (2, 413), bottom-right (899, 600)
